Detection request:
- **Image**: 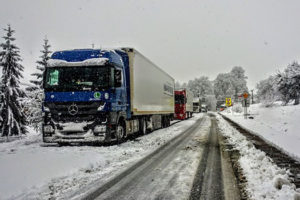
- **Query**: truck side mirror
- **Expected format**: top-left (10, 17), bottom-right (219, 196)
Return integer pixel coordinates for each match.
top-left (114, 69), bottom-right (122, 87)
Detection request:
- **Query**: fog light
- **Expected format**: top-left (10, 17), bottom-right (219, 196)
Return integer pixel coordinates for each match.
top-left (44, 125), bottom-right (54, 133)
top-left (94, 125), bottom-right (106, 133)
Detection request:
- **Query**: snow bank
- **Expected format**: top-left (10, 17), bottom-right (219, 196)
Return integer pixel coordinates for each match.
top-left (217, 115), bottom-right (299, 200)
top-left (47, 58), bottom-right (108, 67)
top-left (222, 103), bottom-right (300, 161)
top-left (0, 114), bottom-right (203, 200)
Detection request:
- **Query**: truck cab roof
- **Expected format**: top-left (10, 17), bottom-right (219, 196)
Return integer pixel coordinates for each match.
top-left (50, 49), bottom-right (125, 67)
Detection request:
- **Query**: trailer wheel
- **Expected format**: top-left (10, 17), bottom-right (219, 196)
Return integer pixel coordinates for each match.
top-left (116, 121), bottom-right (125, 143)
top-left (161, 116), bottom-right (166, 128)
top-left (58, 142), bottom-right (70, 146)
top-left (140, 118), bottom-right (147, 135)
top-left (166, 117), bottom-right (170, 127)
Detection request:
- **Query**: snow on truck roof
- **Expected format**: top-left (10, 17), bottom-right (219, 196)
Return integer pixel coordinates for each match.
top-left (48, 49), bottom-right (124, 67)
top-left (47, 58), bottom-right (109, 67)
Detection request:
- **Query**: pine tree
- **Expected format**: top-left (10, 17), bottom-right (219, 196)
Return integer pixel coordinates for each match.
top-left (0, 25), bottom-right (27, 136)
top-left (25, 38), bottom-right (51, 131)
top-left (27, 37), bottom-right (51, 91)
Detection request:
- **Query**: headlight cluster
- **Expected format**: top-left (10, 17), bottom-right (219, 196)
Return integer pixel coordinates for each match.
top-left (104, 93), bottom-right (109, 99)
top-left (43, 125), bottom-right (54, 133)
top-left (94, 125), bottom-right (106, 133)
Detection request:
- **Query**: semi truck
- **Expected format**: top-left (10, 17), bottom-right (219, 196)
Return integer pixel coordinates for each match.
top-left (174, 89), bottom-right (193, 120)
top-left (42, 48), bottom-right (175, 144)
top-left (193, 97), bottom-right (200, 113)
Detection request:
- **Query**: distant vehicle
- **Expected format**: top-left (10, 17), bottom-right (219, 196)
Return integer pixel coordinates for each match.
top-left (193, 98), bottom-right (200, 113)
top-left (201, 105), bottom-right (207, 113)
top-left (174, 89), bottom-right (193, 120)
top-left (219, 105), bottom-right (226, 111)
top-left (42, 48), bottom-right (175, 144)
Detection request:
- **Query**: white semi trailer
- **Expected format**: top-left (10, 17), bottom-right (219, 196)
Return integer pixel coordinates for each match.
top-left (42, 48), bottom-right (175, 144)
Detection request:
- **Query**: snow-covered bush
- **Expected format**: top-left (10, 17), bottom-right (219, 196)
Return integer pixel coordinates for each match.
top-left (232, 103), bottom-right (243, 113)
top-left (256, 75), bottom-right (279, 107)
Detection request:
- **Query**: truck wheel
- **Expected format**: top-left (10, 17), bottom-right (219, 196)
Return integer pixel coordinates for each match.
top-left (140, 118), bottom-right (147, 135)
top-left (116, 122), bottom-right (125, 143)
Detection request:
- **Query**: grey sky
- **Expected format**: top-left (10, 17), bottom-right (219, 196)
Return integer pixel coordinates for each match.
top-left (1, 0), bottom-right (300, 90)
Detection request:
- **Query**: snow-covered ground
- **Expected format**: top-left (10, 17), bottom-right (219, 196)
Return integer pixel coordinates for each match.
top-left (217, 115), bottom-right (299, 200)
top-left (222, 103), bottom-right (300, 161)
top-left (0, 114), bottom-right (203, 200)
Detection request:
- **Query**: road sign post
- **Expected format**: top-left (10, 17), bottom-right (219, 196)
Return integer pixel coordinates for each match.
top-left (242, 93), bottom-right (249, 119)
top-left (225, 97), bottom-right (232, 115)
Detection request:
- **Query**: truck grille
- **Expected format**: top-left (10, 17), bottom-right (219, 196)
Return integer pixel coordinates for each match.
top-left (45, 101), bottom-right (106, 122)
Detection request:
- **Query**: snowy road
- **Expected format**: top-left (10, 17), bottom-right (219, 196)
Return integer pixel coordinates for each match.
top-left (190, 114), bottom-right (225, 200)
top-left (0, 114), bottom-right (203, 200)
top-left (82, 114), bottom-right (239, 200)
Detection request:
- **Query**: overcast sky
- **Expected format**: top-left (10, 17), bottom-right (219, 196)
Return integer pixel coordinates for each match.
top-left (1, 0), bottom-right (300, 90)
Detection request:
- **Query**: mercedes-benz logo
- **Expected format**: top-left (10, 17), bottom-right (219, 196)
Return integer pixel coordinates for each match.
top-left (68, 104), bottom-right (78, 115)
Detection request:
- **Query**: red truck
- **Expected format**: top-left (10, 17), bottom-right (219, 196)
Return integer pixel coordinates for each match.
top-left (174, 89), bottom-right (193, 120)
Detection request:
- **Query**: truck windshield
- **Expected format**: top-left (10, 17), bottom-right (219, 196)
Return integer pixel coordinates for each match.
top-left (175, 94), bottom-right (185, 104)
top-left (44, 66), bottom-right (112, 91)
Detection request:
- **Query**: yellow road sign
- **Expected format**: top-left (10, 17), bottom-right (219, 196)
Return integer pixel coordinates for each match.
top-left (225, 98), bottom-right (232, 106)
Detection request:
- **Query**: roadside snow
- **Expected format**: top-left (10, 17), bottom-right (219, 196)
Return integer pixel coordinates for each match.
top-left (0, 114), bottom-right (203, 200)
top-left (222, 103), bottom-right (300, 161)
top-left (217, 115), bottom-right (299, 200)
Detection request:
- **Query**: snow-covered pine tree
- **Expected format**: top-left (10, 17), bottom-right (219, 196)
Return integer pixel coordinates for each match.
top-left (277, 62), bottom-right (300, 105)
top-left (0, 25), bottom-right (27, 136)
top-left (27, 38), bottom-right (51, 91)
top-left (25, 38), bottom-right (51, 131)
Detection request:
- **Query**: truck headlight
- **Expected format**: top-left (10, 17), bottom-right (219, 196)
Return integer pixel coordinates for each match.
top-left (94, 125), bottom-right (106, 133)
top-left (44, 125), bottom-right (54, 133)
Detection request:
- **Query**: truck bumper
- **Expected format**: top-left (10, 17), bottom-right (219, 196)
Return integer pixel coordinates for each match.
top-left (43, 125), bottom-right (108, 143)
top-left (174, 113), bottom-right (186, 120)
top-left (43, 135), bottom-right (106, 143)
